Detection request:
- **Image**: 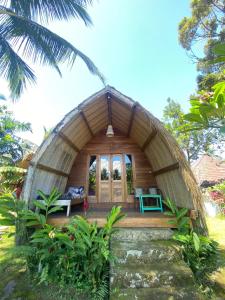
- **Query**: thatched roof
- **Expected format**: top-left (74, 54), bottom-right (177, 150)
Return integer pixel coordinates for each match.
top-left (22, 86), bottom-right (207, 232)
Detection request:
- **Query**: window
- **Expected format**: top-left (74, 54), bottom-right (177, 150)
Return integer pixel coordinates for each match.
top-left (88, 155), bottom-right (97, 195)
top-left (125, 154), bottom-right (133, 195)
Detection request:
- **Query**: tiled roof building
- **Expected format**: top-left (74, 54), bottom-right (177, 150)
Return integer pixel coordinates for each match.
top-left (192, 154), bottom-right (225, 186)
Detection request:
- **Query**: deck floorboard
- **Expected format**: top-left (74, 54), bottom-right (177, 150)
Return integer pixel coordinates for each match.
top-left (48, 207), bottom-right (176, 228)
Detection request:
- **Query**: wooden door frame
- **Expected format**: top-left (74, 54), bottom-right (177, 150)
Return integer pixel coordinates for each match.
top-left (87, 153), bottom-right (135, 203)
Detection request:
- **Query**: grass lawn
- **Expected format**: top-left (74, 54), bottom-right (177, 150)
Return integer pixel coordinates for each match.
top-left (0, 216), bottom-right (225, 299)
top-left (206, 215), bottom-right (225, 300)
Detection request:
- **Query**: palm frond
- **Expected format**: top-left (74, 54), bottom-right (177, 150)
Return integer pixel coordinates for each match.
top-left (0, 32), bottom-right (36, 99)
top-left (0, 10), bottom-right (104, 98)
top-left (8, 0), bottom-right (93, 25)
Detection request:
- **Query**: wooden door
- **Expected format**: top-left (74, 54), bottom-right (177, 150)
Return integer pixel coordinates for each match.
top-left (111, 154), bottom-right (123, 202)
top-left (99, 154), bottom-right (124, 202)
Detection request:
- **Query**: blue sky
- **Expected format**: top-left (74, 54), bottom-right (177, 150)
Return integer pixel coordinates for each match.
top-left (1, 0), bottom-right (198, 145)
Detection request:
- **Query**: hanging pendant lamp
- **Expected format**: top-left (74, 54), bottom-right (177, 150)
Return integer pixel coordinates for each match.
top-left (106, 124), bottom-right (114, 137)
top-left (106, 92), bottom-right (114, 137)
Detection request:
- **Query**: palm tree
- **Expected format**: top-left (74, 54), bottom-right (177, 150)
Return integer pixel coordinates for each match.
top-left (0, 1), bottom-right (104, 100)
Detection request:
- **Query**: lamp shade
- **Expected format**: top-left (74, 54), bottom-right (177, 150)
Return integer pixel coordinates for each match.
top-left (106, 124), bottom-right (114, 137)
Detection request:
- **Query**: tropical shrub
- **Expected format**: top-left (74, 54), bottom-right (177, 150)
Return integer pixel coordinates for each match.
top-left (164, 198), bottom-right (219, 292)
top-left (0, 189), bottom-right (125, 299)
top-left (0, 192), bottom-right (28, 244)
top-left (163, 197), bottom-right (190, 233)
top-left (173, 232), bottom-right (218, 283)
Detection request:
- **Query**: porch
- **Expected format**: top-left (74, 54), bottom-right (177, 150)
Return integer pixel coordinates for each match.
top-left (47, 205), bottom-right (176, 228)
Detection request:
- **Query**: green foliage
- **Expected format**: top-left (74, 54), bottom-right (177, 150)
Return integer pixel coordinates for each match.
top-left (162, 98), bottom-right (219, 163)
top-left (184, 81), bottom-right (225, 133)
top-left (178, 1), bottom-right (225, 97)
top-left (24, 203), bottom-right (124, 299)
top-left (0, 104), bottom-right (31, 166)
top-left (173, 232), bottom-right (219, 284)
top-left (179, 0), bottom-right (225, 72)
top-left (0, 166), bottom-right (26, 190)
top-left (208, 180), bottom-right (225, 215)
top-left (0, 192), bottom-right (28, 243)
top-left (0, 0), bottom-right (104, 99)
top-left (23, 188), bottom-right (62, 227)
top-left (0, 188), bottom-right (124, 299)
top-left (211, 180), bottom-right (225, 197)
top-left (0, 189), bottom-right (124, 298)
top-left (163, 198), bottom-right (190, 233)
top-left (164, 197), bottom-right (219, 291)
top-left (197, 72), bottom-right (225, 91)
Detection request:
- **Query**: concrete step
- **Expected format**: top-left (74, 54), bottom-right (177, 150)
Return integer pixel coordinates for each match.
top-left (111, 240), bottom-right (181, 265)
top-left (110, 229), bottom-right (200, 300)
top-left (111, 228), bottom-right (173, 243)
top-left (110, 261), bottom-right (195, 289)
top-left (110, 286), bottom-right (201, 300)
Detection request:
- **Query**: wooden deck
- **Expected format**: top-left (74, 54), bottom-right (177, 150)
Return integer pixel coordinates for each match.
top-left (48, 207), bottom-right (176, 228)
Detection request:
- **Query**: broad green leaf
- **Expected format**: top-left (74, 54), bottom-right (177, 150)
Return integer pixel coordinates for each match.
top-left (33, 200), bottom-right (46, 210)
top-left (184, 113), bottom-right (204, 123)
top-left (38, 214), bottom-right (46, 226)
top-left (193, 232), bottom-right (200, 252)
top-left (216, 94), bottom-right (225, 109)
top-left (48, 206), bottom-right (63, 215)
top-left (25, 221), bottom-right (40, 227)
top-left (190, 99), bottom-right (200, 107)
top-left (176, 207), bottom-right (189, 220)
top-left (0, 218), bottom-right (14, 226)
top-left (167, 219), bottom-right (176, 225)
top-left (164, 211), bottom-right (175, 217)
top-left (178, 217), bottom-right (190, 229)
top-left (212, 43), bottom-right (225, 56)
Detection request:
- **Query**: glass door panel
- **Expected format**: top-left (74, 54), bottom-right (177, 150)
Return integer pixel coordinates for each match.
top-left (125, 154), bottom-right (133, 195)
top-left (88, 155), bottom-right (97, 196)
top-left (111, 155), bottom-right (123, 202)
top-left (112, 155), bottom-right (122, 180)
top-left (99, 155), bottom-right (111, 202)
top-left (100, 155), bottom-right (110, 180)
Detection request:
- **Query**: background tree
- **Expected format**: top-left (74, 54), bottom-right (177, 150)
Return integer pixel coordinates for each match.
top-left (179, 0), bottom-right (225, 89)
top-left (0, 104), bottom-right (31, 166)
top-left (163, 98), bottom-right (222, 163)
top-left (0, 104), bottom-right (33, 190)
top-left (0, 0), bottom-right (104, 99)
top-left (184, 81), bottom-right (225, 133)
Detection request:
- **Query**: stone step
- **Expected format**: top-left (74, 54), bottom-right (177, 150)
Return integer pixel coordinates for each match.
top-left (111, 228), bottom-right (174, 243)
top-left (111, 240), bottom-right (181, 265)
top-left (110, 286), bottom-right (201, 300)
top-left (110, 261), bottom-right (195, 289)
top-left (110, 229), bottom-right (199, 300)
